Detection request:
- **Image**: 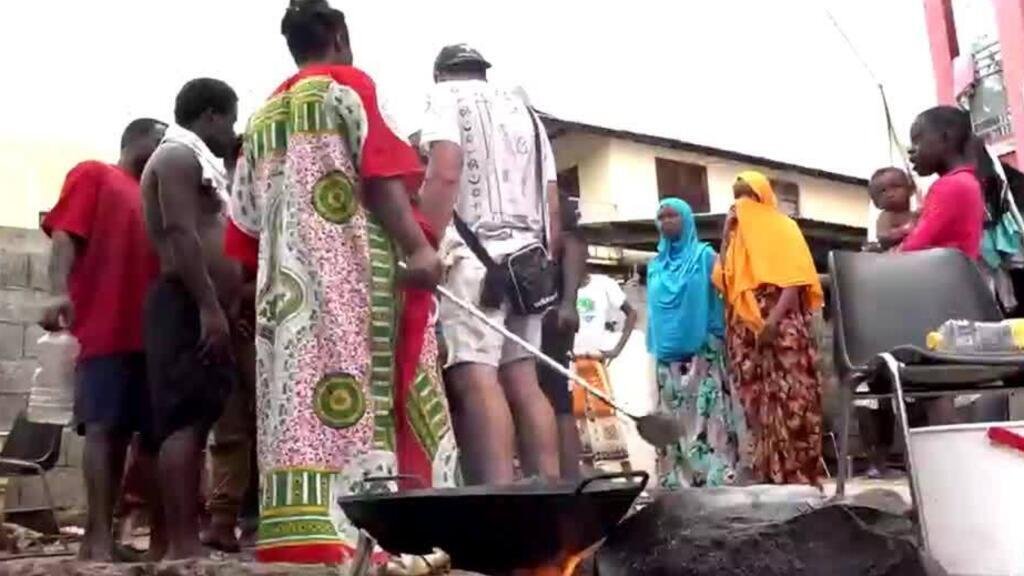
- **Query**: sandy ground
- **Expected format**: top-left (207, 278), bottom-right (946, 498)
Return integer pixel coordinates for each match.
top-left (824, 475), bottom-right (913, 506)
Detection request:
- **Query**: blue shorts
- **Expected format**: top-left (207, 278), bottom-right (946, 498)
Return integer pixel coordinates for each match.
top-left (74, 353), bottom-right (153, 447)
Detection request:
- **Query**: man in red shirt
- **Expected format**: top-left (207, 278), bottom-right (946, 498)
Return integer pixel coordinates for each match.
top-left (902, 106), bottom-right (984, 258)
top-left (40, 118), bottom-right (166, 561)
top-left (901, 105), bottom-right (985, 427)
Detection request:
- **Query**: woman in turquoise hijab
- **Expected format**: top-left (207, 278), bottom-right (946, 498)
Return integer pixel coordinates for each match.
top-left (647, 198), bottom-right (745, 488)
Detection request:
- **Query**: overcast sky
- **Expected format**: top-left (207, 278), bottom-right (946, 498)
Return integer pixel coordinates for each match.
top-left (1, 0), bottom-right (938, 179)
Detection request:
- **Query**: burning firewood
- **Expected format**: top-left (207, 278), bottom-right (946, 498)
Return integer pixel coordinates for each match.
top-left (379, 549), bottom-right (451, 575)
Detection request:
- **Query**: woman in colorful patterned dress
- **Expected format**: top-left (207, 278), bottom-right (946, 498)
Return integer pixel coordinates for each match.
top-left (647, 198), bottom-right (743, 488)
top-left (223, 1), bottom-right (457, 564)
top-left (713, 171), bottom-right (825, 486)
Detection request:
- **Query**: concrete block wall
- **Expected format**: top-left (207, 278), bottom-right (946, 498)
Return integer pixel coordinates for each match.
top-left (0, 226), bottom-right (86, 513)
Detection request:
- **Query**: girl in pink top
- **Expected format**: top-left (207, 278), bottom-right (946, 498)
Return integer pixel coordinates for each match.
top-left (898, 106), bottom-right (1010, 429)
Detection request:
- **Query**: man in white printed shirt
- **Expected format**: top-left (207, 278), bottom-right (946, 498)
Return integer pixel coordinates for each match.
top-left (418, 44), bottom-right (563, 484)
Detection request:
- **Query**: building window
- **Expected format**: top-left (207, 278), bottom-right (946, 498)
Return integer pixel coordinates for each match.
top-left (771, 178), bottom-right (800, 217)
top-left (655, 158), bottom-right (709, 213)
top-left (557, 166), bottom-right (580, 198)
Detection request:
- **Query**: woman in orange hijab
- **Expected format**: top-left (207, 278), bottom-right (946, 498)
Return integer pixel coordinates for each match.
top-left (713, 170), bottom-right (825, 486)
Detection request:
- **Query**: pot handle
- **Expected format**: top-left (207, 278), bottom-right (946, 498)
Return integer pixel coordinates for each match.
top-left (362, 474), bottom-right (428, 492)
top-left (574, 470), bottom-right (650, 495)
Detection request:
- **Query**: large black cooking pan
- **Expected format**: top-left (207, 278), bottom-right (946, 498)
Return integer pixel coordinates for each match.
top-left (339, 471), bottom-right (648, 573)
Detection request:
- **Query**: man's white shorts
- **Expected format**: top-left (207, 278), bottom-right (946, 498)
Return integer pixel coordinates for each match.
top-left (439, 251), bottom-right (542, 369)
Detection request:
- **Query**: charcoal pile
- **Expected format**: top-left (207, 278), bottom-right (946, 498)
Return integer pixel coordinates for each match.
top-left (596, 490), bottom-right (938, 576)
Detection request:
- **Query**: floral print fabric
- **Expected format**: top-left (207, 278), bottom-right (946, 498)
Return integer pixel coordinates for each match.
top-left (656, 337), bottom-right (746, 488)
top-left (726, 285), bottom-right (824, 486)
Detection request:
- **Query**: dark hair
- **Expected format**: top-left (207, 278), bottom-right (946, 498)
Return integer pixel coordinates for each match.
top-left (967, 136), bottom-right (1007, 226)
top-left (281, 0), bottom-right (348, 63)
top-left (917, 106), bottom-right (973, 154)
top-left (120, 118), bottom-right (166, 149)
top-left (917, 106), bottom-right (1005, 222)
top-left (226, 135), bottom-right (244, 167)
top-left (868, 167), bottom-right (910, 195)
top-left (1005, 163), bottom-right (1024, 218)
top-left (174, 78), bottom-right (238, 127)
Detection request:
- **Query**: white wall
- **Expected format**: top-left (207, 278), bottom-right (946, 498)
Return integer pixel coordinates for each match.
top-left (607, 331), bottom-right (657, 478)
top-left (550, 133), bottom-right (615, 224)
top-left (0, 139), bottom-right (108, 229)
top-left (553, 132), bottom-right (872, 228)
top-left (606, 280), bottom-right (657, 478)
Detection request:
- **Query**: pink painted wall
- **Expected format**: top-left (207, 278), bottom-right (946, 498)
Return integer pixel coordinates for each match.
top-left (923, 0), bottom-right (958, 105)
top-left (994, 0), bottom-right (1024, 168)
top-left (924, 0), bottom-right (1024, 167)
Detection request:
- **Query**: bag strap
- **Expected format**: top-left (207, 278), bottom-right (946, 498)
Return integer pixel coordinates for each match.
top-left (452, 212), bottom-right (499, 271)
top-left (454, 102), bottom-right (547, 266)
top-left (525, 107), bottom-right (549, 248)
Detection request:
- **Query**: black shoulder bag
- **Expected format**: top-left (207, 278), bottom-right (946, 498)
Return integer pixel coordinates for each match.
top-left (452, 108), bottom-right (559, 316)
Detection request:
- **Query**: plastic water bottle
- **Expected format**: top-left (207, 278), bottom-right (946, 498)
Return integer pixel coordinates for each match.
top-left (26, 332), bottom-right (79, 424)
top-left (926, 319), bottom-right (1024, 354)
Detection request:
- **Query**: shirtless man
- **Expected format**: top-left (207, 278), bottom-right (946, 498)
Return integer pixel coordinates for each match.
top-left (140, 77), bottom-right (240, 559)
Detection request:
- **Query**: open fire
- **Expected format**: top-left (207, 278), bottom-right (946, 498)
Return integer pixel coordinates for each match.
top-left (510, 542), bottom-right (599, 576)
top-left (341, 472), bottom-right (647, 576)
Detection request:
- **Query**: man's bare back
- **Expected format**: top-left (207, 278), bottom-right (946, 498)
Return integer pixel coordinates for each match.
top-left (142, 144), bottom-right (240, 304)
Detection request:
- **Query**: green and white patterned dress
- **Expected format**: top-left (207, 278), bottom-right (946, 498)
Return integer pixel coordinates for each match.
top-left (655, 336), bottom-right (747, 488)
top-left (227, 65), bottom-right (457, 564)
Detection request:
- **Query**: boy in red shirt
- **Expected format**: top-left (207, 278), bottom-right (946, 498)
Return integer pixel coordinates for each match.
top-left (40, 118), bottom-right (166, 561)
top-left (902, 106), bottom-right (984, 259)
top-left (899, 105), bottom-right (985, 427)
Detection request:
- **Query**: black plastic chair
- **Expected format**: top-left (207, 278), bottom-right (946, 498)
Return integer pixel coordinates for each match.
top-left (829, 248), bottom-right (1024, 503)
top-left (0, 411), bottom-right (65, 536)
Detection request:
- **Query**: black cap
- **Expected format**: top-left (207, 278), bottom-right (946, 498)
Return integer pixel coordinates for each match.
top-left (434, 44), bottom-right (491, 73)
